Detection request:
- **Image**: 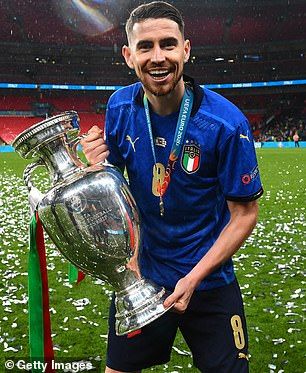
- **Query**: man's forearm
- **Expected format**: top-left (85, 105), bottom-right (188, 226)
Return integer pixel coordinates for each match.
top-left (185, 200), bottom-right (258, 289)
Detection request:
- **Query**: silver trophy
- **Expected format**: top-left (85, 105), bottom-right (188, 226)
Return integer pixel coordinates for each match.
top-left (12, 111), bottom-right (171, 335)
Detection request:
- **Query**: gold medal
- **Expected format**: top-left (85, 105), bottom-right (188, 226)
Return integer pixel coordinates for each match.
top-left (152, 164), bottom-right (165, 216)
top-left (152, 163), bottom-right (165, 197)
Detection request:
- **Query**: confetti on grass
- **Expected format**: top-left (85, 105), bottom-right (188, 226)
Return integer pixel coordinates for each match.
top-left (1, 148), bottom-right (305, 371)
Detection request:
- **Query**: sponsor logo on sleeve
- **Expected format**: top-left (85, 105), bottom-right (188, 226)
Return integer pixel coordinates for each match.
top-left (241, 165), bottom-right (259, 185)
top-left (126, 135), bottom-right (139, 152)
top-left (239, 131), bottom-right (250, 142)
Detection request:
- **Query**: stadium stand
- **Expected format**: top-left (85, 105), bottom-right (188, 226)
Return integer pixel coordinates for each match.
top-left (0, 1), bottom-right (305, 145)
top-left (0, 117), bottom-right (39, 144)
top-left (0, 112), bottom-right (105, 144)
top-left (0, 92), bottom-right (106, 143)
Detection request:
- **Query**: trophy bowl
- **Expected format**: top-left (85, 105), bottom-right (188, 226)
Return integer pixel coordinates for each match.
top-left (12, 111), bottom-right (171, 335)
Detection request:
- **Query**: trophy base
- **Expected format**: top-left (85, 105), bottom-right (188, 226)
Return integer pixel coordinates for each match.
top-left (114, 278), bottom-right (172, 336)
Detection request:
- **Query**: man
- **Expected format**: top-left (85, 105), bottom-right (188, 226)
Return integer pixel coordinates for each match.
top-left (81, 2), bottom-right (263, 372)
top-left (293, 131), bottom-right (300, 147)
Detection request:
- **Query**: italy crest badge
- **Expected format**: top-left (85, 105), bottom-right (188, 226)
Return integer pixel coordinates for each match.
top-left (181, 144), bottom-right (201, 174)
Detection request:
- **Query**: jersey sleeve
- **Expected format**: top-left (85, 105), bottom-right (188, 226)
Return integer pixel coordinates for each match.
top-left (217, 120), bottom-right (263, 201)
top-left (104, 106), bottom-right (125, 172)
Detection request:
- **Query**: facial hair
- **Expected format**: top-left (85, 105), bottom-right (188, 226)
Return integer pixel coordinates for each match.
top-left (141, 72), bottom-right (183, 97)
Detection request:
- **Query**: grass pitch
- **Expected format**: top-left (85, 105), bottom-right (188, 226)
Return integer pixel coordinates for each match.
top-left (0, 149), bottom-right (305, 372)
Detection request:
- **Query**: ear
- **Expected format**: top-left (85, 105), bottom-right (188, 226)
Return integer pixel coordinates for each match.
top-left (122, 45), bottom-right (134, 69)
top-left (183, 39), bottom-right (191, 63)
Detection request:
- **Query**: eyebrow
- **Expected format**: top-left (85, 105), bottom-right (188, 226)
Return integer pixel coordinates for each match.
top-left (136, 37), bottom-right (179, 50)
top-left (136, 40), bottom-right (153, 49)
top-left (160, 37), bottom-right (178, 47)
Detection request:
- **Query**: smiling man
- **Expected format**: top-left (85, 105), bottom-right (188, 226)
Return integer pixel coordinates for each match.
top-left (81, 2), bottom-right (263, 372)
top-left (122, 14), bottom-right (190, 107)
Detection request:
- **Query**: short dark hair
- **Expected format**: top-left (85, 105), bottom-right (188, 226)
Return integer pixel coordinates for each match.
top-left (125, 1), bottom-right (185, 42)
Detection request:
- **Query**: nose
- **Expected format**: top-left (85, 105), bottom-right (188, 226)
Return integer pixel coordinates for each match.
top-left (151, 45), bottom-right (166, 64)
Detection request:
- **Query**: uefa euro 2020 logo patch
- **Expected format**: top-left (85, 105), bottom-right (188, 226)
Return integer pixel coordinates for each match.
top-left (181, 142), bottom-right (201, 174)
top-left (241, 165), bottom-right (259, 185)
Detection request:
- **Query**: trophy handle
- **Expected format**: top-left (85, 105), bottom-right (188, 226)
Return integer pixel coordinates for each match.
top-left (24, 161), bottom-right (45, 214)
top-left (70, 133), bottom-right (109, 166)
top-left (24, 161), bottom-right (45, 192)
top-left (68, 135), bottom-right (83, 153)
top-left (67, 133), bottom-right (90, 167)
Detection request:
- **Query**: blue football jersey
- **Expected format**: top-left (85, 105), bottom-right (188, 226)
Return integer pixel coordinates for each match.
top-left (105, 76), bottom-right (263, 291)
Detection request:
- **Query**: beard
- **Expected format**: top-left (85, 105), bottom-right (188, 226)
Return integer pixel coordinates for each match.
top-left (140, 71), bottom-right (183, 97)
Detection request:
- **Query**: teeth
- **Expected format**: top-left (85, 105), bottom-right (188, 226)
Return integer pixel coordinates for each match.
top-left (150, 70), bottom-right (169, 76)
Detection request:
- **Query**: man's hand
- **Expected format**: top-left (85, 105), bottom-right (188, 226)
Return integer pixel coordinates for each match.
top-left (80, 125), bottom-right (109, 165)
top-left (163, 276), bottom-right (197, 314)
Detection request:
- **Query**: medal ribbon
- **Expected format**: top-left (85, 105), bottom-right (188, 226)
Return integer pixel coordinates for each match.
top-left (68, 263), bottom-right (86, 284)
top-left (29, 212), bottom-right (85, 372)
top-left (29, 212), bottom-right (55, 372)
top-left (143, 87), bottom-right (194, 215)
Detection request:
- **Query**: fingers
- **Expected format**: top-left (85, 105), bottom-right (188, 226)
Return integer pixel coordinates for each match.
top-left (88, 125), bottom-right (103, 134)
top-left (86, 144), bottom-right (110, 164)
top-left (86, 125), bottom-right (104, 139)
top-left (163, 278), bottom-right (194, 314)
top-left (164, 292), bottom-right (188, 314)
top-left (163, 293), bottom-right (177, 309)
top-left (80, 126), bottom-right (109, 165)
top-left (172, 303), bottom-right (188, 314)
top-left (81, 126), bottom-right (103, 144)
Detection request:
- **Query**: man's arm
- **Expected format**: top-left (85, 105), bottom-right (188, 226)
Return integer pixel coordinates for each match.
top-left (164, 200), bottom-right (259, 312)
